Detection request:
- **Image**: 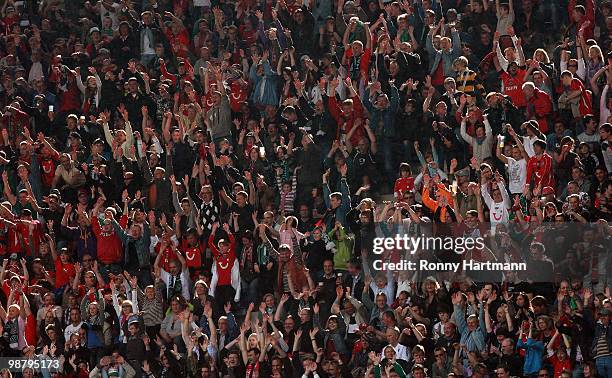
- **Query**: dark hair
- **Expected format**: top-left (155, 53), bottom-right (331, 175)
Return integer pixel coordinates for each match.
top-left (400, 162), bottom-right (412, 174)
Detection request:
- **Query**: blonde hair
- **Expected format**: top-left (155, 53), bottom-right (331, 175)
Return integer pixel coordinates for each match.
top-left (533, 48), bottom-right (550, 63)
top-left (589, 44), bottom-right (604, 61)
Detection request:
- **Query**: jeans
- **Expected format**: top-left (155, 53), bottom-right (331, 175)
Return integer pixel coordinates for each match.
top-left (98, 263), bottom-right (122, 283)
top-left (140, 54), bottom-right (157, 69)
top-left (572, 362), bottom-right (584, 378)
top-left (378, 137), bottom-right (396, 182)
top-left (596, 355), bottom-right (612, 378)
top-left (132, 268), bottom-right (153, 288)
top-left (240, 277), bottom-right (260, 307)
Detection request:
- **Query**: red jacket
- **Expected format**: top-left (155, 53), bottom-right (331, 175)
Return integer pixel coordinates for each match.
top-left (328, 94), bottom-right (366, 146)
top-left (58, 80), bottom-right (82, 114)
top-left (526, 88), bottom-right (553, 133)
top-left (526, 152), bottom-right (555, 189)
top-left (91, 216), bottom-right (127, 265)
top-left (569, 0), bottom-right (595, 40)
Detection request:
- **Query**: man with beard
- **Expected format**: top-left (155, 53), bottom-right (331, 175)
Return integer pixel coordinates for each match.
top-left (141, 155), bottom-right (172, 216)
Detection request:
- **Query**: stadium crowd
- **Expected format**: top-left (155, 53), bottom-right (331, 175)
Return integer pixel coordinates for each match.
top-left (0, 0), bottom-right (610, 377)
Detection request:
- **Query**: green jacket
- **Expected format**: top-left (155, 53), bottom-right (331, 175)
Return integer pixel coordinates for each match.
top-left (328, 225), bottom-right (353, 270)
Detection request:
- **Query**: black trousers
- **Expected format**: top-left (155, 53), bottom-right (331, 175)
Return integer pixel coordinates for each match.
top-left (214, 285), bottom-right (236, 316)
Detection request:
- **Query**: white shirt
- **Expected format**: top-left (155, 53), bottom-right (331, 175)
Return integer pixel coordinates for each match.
top-left (393, 343), bottom-right (411, 362)
top-left (64, 321), bottom-right (84, 342)
top-left (522, 136), bottom-right (537, 158)
top-left (577, 131), bottom-right (600, 144)
top-left (28, 62), bottom-right (43, 83)
top-left (100, 1), bottom-right (123, 28)
top-left (506, 157), bottom-right (527, 194)
top-left (142, 31), bottom-right (155, 55)
top-left (481, 184), bottom-right (511, 233)
top-left (160, 268), bottom-right (191, 300)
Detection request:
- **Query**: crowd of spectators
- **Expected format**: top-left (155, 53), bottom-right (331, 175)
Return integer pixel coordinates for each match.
top-left (0, 0), bottom-right (610, 377)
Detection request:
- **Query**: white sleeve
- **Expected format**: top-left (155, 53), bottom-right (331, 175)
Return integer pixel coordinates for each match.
top-left (496, 43), bottom-right (509, 72)
top-left (577, 58), bottom-right (586, 81)
top-left (600, 85), bottom-right (609, 125)
top-left (481, 184), bottom-right (493, 207)
top-left (131, 289), bottom-right (139, 313)
top-left (76, 74), bottom-right (86, 94)
top-left (160, 269), bottom-right (170, 286)
top-left (460, 121), bottom-right (474, 145)
top-left (500, 183), bottom-right (511, 209)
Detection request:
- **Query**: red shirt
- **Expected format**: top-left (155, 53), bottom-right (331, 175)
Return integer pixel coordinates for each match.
top-left (155, 244), bottom-right (177, 272)
top-left (25, 313), bottom-right (36, 346)
top-left (526, 153), bottom-right (555, 189)
top-left (2, 15), bottom-right (19, 32)
top-left (15, 221), bottom-right (42, 256)
top-left (208, 233), bottom-right (236, 286)
top-left (344, 48), bottom-right (372, 81)
top-left (180, 240), bottom-right (203, 270)
top-left (166, 29), bottom-right (190, 59)
top-left (40, 154), bottom-right (59, 189)
top-left (394, 177), bottom-right (415, 199)
top-left (500, 69), bottom-right (527, 107)
top-left (229, 81), bottom-right (249, 113)
top-left (569, 0), bottom-right (595, 40)
top-left (328, 95), bottom-right (366, 146)
top-left (0, 220), bottom-right (23, 254)
top-left (239, 25), bottom-right (257, 47)
top-left (58, 81), bottom-right (81, 113)
top-left (91, 217), bottom-right (124, 265)
top-left (560, 78), bottom-right (592, 116)
top-left (2, 277), bottom-right (25, 302)
top-left (202, 91), bottom-right (215, 113)
top-left (431, 61), bottom-right (445, 86)
top-left (54, 257), bottom-right (76, 288)
top-left (525, 89), bottom-right (552, 133)
top-left (548, 354), bottom-right (571, 377)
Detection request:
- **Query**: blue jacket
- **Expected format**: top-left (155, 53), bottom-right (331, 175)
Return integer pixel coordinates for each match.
top-left (112, 219), bottom-right (151, 269)
top-left (249, 61), bottom-right (279, 107)
top-left (363, 84), bottom-right (400, 138)
top-left (426, 30), bottom-right (461, 77)
top-left (516, 338), bottom-right (545, 375)
top-left (453, 303), bottom-right (486, 356)
top-left (323, 177), bottom-right (351, 229)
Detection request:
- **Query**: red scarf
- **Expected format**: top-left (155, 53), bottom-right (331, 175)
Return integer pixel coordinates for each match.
top-left (246, 362), bottom-right (259, 378)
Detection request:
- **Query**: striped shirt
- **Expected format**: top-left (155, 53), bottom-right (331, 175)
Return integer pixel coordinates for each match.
top-left (456, 69), bottom-right (484, 96)
top-left (277, 174), bottom-right (298, 215)
top-left (595, 334), bottom-right (612, 358)
top-left (137, 280), bottom-right (165, 327)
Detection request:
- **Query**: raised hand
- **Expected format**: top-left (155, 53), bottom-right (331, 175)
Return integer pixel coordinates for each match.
top-left (451, 291), bottom-right (462, 305)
